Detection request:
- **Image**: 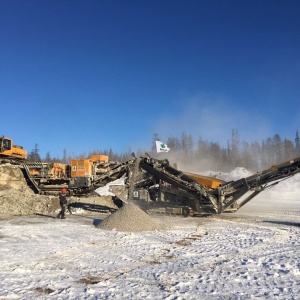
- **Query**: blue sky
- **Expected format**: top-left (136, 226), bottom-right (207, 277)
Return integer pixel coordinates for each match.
top-left (1, 0), bottom-right (300, 158)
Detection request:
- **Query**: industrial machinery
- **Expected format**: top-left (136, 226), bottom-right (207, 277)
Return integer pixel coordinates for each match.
top-left (94, 155), bottom-right (300, 216)
top-left (0, 136), bottom-right (118, 195)
top-left (21, 154), bottom-right (118, 195)
top-left (2, 135), bottom-right (300, 216)
top-left (0, 136), bottom-right (27, 163)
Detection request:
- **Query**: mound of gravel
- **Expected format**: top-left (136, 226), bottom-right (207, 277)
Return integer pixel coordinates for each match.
top-left (96, 203), bottom-right (162, 232)
top-left (0, 164), bottom-right (29, 192)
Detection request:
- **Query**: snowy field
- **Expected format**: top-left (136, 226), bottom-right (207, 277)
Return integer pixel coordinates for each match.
top-left (1, 175), bottom-right (300, 299)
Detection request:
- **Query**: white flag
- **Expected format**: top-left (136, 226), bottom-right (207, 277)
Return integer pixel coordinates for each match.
top-left (156, 141), bottom-right (170, 153)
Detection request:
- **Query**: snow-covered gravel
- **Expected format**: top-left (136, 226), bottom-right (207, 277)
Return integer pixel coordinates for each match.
top-left (1, 204), bottom-right (299, 299)
top-left (0, 167), bottom-right (299, 299)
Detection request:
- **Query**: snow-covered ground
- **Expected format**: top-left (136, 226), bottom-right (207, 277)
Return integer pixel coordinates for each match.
top-left (0, 173), bottom-right (300, 299)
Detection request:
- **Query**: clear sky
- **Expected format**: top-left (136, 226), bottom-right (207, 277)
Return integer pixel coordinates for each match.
top-left (1, 0), bottom-right (300, 158)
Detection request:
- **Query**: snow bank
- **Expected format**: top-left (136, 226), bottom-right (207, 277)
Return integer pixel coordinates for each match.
top-left (94, 177), bottom-right (126, 196)
top-left (222, 167), bottom-right (253, 181)
top-left (196, 167), bottom-right (253, 182)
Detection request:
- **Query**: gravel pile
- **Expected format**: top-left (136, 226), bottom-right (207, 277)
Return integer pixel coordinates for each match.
top-left (96, 203), bottom-right (162, 232)
top-left (0, 164), bottom-right (60, 218)
top-left (0, 164), bottom-right (29, 191)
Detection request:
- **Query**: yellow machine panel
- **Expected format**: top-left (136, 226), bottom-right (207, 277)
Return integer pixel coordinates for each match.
top-left (71, 159), bottom-right (94, 177)
top-left (91, 154), bottom-right (109, 163)
top-left (27, 162), bottom-right (67, 179)
top-left (91, 154), bottom-right (110, 174)
top-left (50, 163), bottom-right (67, 178)
top-left (0, 136), bottom-right (27, 160)
top-left (184, 172), bottom-right (224, 189)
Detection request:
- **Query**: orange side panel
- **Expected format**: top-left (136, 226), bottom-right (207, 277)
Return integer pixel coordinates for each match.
top-left (71, 159), bottom-right (93, 177)
top-left (91, 154), bottom-right (109, 163)
top-left (51, 163), bottom-right (67, 178)
top-left (0, 147), bottom-right (27, 160)
top-left (29, 169), bottom-right (40, 176)
top-left (0, 138), bottom-right (27, 159)
top-left (184, 172), bottom-right (224, 189)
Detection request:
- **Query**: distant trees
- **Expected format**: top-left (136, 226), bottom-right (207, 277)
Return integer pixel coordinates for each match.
top-left (28, 144), bottom-right (41, 161)
top-left (62, 149), bottom-right (68, 164)
top-left (45, 151), bottom-right (52, 162)
top-left (232, 129), bottom-right (241, 166)
top-left (295, 131), bottom-right (300, 156)
top-left (37, 130), bottom-right (300, 172)
top-left (145, 130), bottom-right (300, 172)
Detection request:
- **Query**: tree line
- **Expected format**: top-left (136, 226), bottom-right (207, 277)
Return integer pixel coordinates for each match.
top-left (160, 130), bottom-right (300, 172)
top-left (28, 130), bottom-right (300, 173)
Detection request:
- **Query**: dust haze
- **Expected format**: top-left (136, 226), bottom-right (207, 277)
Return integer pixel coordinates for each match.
top-left (154, 97), bottom-right (272, 148)
top-left (149, 96), bottom-right (286, 172)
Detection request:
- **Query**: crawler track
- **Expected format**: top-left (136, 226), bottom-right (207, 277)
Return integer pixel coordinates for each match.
top-left (0, 157), bottom-right (24, 166)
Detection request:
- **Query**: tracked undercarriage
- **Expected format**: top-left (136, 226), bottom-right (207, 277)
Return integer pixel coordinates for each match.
top-left (0, 157), bottom-right (25, 166)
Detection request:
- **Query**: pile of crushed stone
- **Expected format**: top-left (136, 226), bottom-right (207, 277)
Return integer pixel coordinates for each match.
top-left (96, 203), bottom-right (163, 232)
top-left (0, 164), bottom-right (29, 191)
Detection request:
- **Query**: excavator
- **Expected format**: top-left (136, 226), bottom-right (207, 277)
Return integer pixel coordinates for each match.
top-left (0, 136), bottom-right (27, 164)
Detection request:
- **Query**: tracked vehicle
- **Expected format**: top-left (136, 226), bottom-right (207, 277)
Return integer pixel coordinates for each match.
top-left (95, 155), bottom-right (300, 216)
top-left (21, 155), bottom-right (117, 195)
top-left (0, 136), bottom-right (27, 164)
